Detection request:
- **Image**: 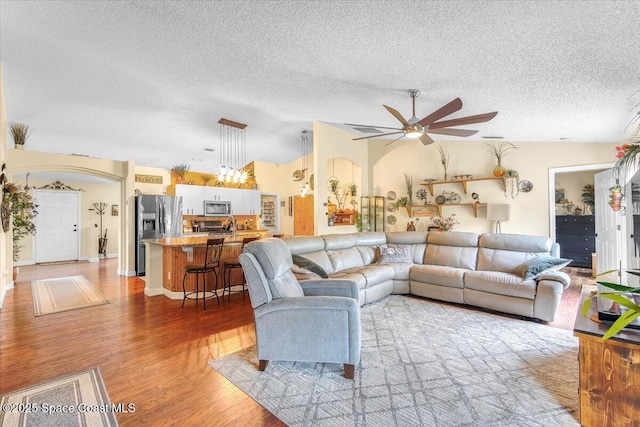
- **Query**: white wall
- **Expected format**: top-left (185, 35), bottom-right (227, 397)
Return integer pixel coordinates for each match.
top-left (363, 136), bottom-right (617, 236)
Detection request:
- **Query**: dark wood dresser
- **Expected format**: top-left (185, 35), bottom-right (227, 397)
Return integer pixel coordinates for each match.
top-left (555, 215), bottom-right (595, 268)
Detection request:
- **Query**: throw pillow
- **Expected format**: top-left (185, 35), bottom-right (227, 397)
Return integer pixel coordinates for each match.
top-left (515, 256), bottom-right (572, 279)
top-left (378, 244), bottom-right (412, 263)
top-left (291, 254), bottom-right (329, 278)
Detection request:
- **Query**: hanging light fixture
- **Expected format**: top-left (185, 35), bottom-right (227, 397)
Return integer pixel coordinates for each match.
top-left (300, 130), bottom-right (311, 197)
top-left (218, 118), bottom-right (248, 184)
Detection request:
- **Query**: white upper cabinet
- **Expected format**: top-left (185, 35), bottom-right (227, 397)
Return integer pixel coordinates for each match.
top-left (176, 185), bottom-right (260, 216)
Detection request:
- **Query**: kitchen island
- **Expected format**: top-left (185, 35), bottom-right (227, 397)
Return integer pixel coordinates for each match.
top-left (142, 234), bottom-right (263, 299)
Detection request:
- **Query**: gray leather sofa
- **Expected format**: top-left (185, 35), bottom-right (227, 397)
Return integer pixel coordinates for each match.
top-left (283, 231), bottom-right (571, 322)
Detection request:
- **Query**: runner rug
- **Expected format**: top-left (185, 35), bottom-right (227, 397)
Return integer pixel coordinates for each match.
top-left (0, 367), bottom-right (118, 426)
top-left (210, 295), bottom-right (580, 426)
top-left (32, 275), bottom-right (109, 317)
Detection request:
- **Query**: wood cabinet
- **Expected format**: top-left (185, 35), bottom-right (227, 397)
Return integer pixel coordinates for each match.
top-left (574, 288), bottom-right (640, 426)
top-left (555, 215), bottom-right (595, 268)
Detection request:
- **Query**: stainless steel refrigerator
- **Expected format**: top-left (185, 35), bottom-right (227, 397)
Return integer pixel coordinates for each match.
top-left (135, 195), bottom-right (183, 276)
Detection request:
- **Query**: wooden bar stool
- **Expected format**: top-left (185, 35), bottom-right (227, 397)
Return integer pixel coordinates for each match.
top-left (181, 238), bottom-right (224, 310)
top-left (222, 236), bottom-right (260, 302)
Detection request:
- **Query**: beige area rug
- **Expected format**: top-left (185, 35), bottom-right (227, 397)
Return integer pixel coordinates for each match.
top-left (32, 275), bottom-right (109, 317)
top-left (0, 367), bottom-right (118, 426)
top-left (211, 295), bottom-right (579, 426)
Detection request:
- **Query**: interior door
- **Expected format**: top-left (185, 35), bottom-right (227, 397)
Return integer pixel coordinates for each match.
top-left (293, 195), bottom-right (314, 236)
top-left (34, 190), bottom-right (79, 263)
top-left (594, 169), bottom-right (625, 280)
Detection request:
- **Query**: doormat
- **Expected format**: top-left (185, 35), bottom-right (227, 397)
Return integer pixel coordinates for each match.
top-left (32, 275), bottom-right (109, 316)
top-left (0, 367), bottom-right (118, 426)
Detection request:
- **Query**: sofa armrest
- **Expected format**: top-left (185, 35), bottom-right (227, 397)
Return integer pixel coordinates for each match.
top-left (537, 270), bottom-right (571, 289)
top-left (299, 279), bottom-right (359, 300)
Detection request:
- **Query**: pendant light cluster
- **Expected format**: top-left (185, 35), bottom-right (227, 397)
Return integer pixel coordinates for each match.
top-left (218, 118), bottom-right (248, 184)
top-left (300, 130), bottom-right (311, 197)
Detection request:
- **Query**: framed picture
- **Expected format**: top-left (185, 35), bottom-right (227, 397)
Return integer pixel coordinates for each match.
top-left (555, 189), bottom-right (565, 203)
top-left (111, 205), bottom-right (119, 216)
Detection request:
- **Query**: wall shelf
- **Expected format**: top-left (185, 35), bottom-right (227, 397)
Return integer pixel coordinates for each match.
top-left (420, 176), bottom-right (503, 195)
top-left (406, 203), bottom-right (486, 217)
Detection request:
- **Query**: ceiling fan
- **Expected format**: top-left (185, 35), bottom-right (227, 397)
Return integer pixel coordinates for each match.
top-left (345, 89), bottom-right (498, 146)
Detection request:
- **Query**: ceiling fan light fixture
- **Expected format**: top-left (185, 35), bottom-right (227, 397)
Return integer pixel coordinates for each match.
top-left (405, 130), bottom-right (423, 139)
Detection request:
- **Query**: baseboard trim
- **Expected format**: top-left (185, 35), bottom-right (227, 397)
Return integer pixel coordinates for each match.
top-left (118, 270), bottom-right (137, 277)
top-left (144, 286), bottom-right (165, 297)
top-left (163, 289), bottom-right (184, 300)
top-left (79, 256), bottom-right (100, 263)
top-left (14, 261), bottom-right (35, 267)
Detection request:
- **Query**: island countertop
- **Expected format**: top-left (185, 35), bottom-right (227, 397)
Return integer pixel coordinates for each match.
top-left (144, 233), bottom-right (263, 247)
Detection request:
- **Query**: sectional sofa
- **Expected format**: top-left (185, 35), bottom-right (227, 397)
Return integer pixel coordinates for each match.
top-left (283, 231), bottom-right (571, 322)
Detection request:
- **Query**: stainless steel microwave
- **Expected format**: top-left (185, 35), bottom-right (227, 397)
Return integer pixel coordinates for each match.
top-left (203, 200), bottom-right (232, 216)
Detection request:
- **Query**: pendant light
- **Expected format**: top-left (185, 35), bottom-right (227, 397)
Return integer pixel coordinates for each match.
top-left (218, 118), bottom-right (248, 184)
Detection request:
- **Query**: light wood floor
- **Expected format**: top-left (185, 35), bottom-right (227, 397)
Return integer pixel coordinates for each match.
top-left (0, 260), bottom-right (592, 426)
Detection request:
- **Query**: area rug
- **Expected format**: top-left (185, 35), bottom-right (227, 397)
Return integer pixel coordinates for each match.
top-left (0, 367), bottom-right (118, 426)
top-left (210, 295), bottom-right (579, 427)
top-left (32, 275), bottom-right (109, 317)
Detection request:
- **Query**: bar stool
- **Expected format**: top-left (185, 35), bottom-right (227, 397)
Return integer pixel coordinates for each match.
top-left (181, 238), bottom-right (224, 310)
top-left (222, 236), bottom-right (260, 301)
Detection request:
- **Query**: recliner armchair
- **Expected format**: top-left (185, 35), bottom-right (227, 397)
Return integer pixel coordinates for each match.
top-left (239, 238), bottom-right (361, 379)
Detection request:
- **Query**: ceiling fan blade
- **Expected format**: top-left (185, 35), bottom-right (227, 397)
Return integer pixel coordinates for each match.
top-left (419, 133), bottom-right (434, 145)
top-left (384, 135), bottom-right (406, 147)
top-left (352, 131), bottom-right (402, 141)
top-left (428, 111), bottom-right (498, 130)
top-left (427, 128), bottom-right (479, 137)
top-left (383, 105), bottom-right (410, 127)
top-left (417, 98), bottom-right (463, 127)
top-left (344, 123), bottom-right (404, 131)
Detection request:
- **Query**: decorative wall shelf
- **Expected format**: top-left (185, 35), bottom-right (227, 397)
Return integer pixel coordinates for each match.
top-left (420, 176), bottom-right (503, 195)
top-left (407, 203), bottom-right (486, 217)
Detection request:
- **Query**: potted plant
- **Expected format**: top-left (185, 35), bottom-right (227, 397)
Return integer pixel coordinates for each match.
top-left (486, 141), bottom-right (518, 177)
top-left (9, 122), bottom-right (31, 149)
top-left (171, 164), bottom-right (190, 183)
top-left (348, 183), bottom-right (357, 197)
top-left (328, 178), bottom-right (340, 193)
top-left (2, 182), bottom-right (37, 277)
top-left (415, 188), bottom-right (429, 205)
top-left (582, 269), bottom-right (640, 340)
top-left (609, 185), bottom-right (623, 211)
top-left (581, 184), bottom-right (595, 214)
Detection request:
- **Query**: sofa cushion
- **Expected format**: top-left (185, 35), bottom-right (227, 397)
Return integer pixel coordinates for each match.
top-left (323, 233), bottom-right (357, 250)
top-left (327, 247), bottom-right (365, 272)
top-left (465, 270), bottom-right (537, 299)
top-left (329, 269), bottom-right (367, 290)
top-left (410, 264), bottom-right (467, 289)
top-left (359, 264), bottom-right (395, 286)
top-left (477, 233), bottom-right (553, 273)
top-left (269, 270), bottom-right (306, 299)
top-left (379, 244), bottom-right (412, 263)
top-left (424, 231), bottom-right (479, 270)
top-left (514, 256), bottom-right (572, 279)
top-left (386, 232), bottom-right (428, 264)
top-left (386, 263), bottom-right (413, 281)
top-left (292, 254), bottom-right (329, 278)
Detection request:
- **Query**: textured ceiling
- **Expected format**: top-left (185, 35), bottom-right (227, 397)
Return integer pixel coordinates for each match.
top-left (1, 1), bottom-right (639, 173)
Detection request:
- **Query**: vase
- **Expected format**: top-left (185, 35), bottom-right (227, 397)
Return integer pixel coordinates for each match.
top-left (493, 162), bottom-right (506, 177)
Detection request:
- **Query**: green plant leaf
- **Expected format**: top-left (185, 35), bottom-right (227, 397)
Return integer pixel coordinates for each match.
top-left (598, 293), bottom-right (640, 311)
top-left (582, 296), bottom-right (593, 317)
top-left (596, 281), bottom-right (640, 293)
top-left (602, 310), bottom-right (640, 340)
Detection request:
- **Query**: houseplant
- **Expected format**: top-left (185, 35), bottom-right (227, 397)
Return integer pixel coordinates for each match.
top-left (9, 122), bottom-right (31, 149)
top-left (609, 185), bottom-right (623, 211)
top-left (2, 182), bottom-right (37, 267)
top-left (581, 184), bottom-right (595, 214)
top-left (582, 269), bottom-right (640, 340)
top-left (486, 142), bottom-right (518, 177)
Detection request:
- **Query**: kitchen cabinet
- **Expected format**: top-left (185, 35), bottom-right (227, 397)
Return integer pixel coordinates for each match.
top-left (555, 215), bottom-right (595, 268)
top-left (230, 189), bottom-right (260, 215)
top-left (175, 184), bottom-right (203, 215)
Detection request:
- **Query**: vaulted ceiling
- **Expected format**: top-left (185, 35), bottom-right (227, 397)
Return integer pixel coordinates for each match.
top-left (1, 1), bottom-right (639, 173)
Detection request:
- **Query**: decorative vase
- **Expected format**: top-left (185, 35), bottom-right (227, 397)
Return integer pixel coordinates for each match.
top-left (493, 162), bottom-right (506, 177)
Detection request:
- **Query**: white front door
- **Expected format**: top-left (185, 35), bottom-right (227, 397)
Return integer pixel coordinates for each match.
top-left (594, 169), bottom-right (625, 281)
top-left (34, 190), bottom-right (80, 263)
